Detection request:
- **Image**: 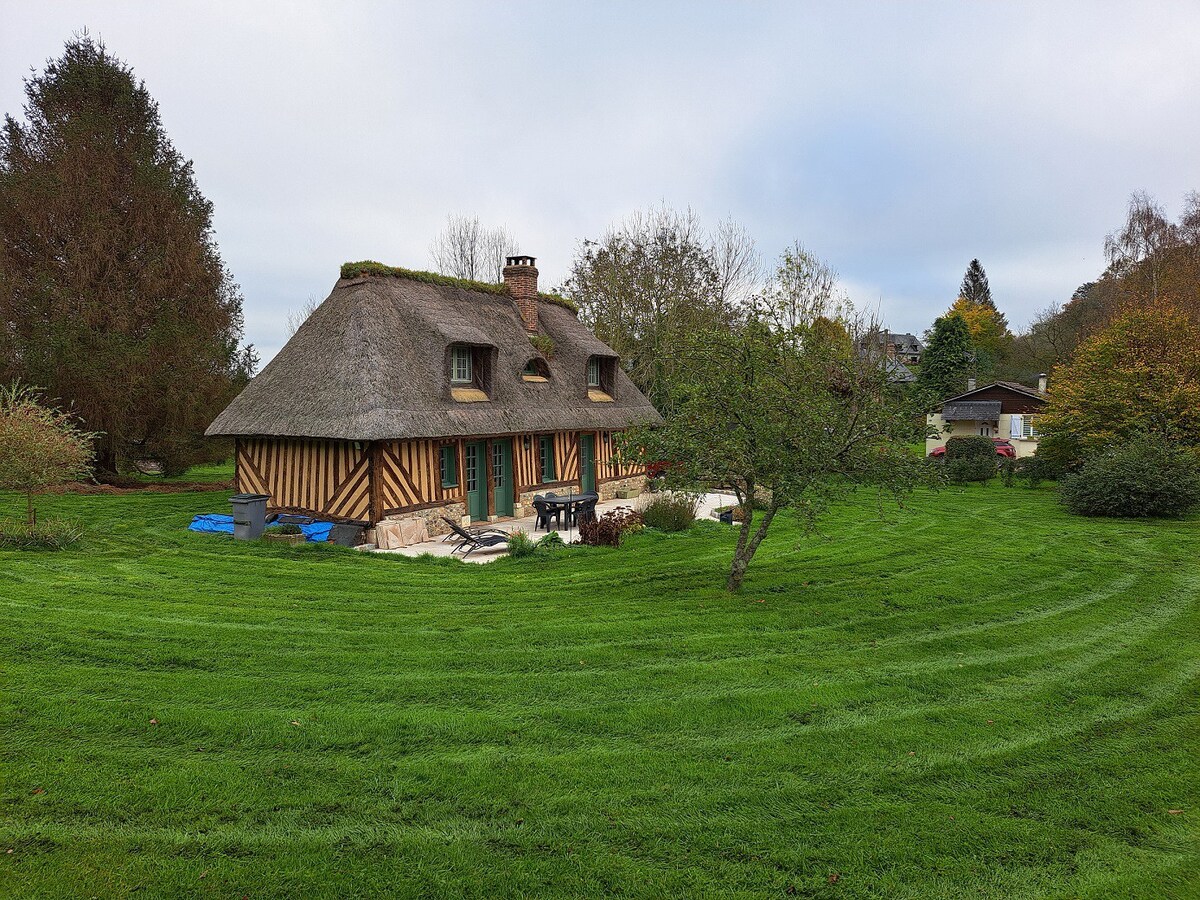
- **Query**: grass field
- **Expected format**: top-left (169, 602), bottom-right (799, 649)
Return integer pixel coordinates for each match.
top-left (2, 476), bottom-right (1199, 898)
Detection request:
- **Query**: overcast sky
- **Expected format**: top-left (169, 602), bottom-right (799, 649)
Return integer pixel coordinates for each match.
top-left (4, 1), bottom-right (1199, 363)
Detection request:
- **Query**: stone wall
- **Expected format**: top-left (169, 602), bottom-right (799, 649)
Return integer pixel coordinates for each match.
top-left (376, 501), bottom-right (466, 540)
top-left (598, 474), bottom-right (648, 502)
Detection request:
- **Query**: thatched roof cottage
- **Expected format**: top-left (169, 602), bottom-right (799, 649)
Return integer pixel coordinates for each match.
top-left (206, 257), bottom-right (661, 533)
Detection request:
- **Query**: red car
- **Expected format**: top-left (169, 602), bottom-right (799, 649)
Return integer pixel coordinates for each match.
top-left (928, 438), bottom-right (1016, 459)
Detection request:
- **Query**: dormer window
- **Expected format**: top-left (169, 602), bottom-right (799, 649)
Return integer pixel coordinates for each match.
top-left (522, 358), bottom-right (550, 383)
top-left (586, 355), bottom-right (616, 402)
top-left (451, 346), bottom-right (473, 384)
top-left (449, 343), bottom-right (492, 402)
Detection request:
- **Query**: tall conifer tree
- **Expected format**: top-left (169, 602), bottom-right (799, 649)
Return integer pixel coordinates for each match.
top-left (959, 259), bottom-right (994, 309)
top-left (0, 35), bottom-right (255, 474)
top-left (919, 314), bottom-right (974, 398)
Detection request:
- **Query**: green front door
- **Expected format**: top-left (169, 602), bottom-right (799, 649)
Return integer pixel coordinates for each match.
top-left (491, 438), bottom-right (514, 517)
top-left (579, 433), bottom-right (596, 494)
top-left (465, 441), bottom-right (487, 521)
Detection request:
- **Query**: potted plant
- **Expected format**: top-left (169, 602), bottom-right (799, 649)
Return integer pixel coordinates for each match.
top-left (262, 523), bottom-right (305, 546)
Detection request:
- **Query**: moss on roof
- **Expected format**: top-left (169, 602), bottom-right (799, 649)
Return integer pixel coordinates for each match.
top-left (340, 260), bottom-right (579, 313)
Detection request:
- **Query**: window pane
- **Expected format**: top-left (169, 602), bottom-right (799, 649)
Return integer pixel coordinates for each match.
top-left (587, 358), bottom-right (600, 386)
top-left (451, 347), bottom-right (472, 383)
top-left (441, 446), bottom-right (457, 487)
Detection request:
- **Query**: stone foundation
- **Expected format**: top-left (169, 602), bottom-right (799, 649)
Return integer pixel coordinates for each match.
top-left (377, 501), bottom-right (466, 540)
top-left (598, 475), bottom-right (649, 502)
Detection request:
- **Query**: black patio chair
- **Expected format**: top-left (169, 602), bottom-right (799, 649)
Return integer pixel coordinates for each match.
top-left (439, 516), bottom-right (507, 543)
top-left (443, 519), bottom-right (510, 558)
top-left (572, 497), bottom-right (599, 527)
top-left (531, 498), bottom-right (555, 532)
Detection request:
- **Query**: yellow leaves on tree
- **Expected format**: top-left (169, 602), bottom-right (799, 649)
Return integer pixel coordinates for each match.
top-left (946, 297), bottom-right (1012, 366)
top-left (1038, 301), bottom-right (1200, 453)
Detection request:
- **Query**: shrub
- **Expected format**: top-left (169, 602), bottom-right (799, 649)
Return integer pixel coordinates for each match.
top-left (578, 507), bottom-right (643, 547)
top-left (1000, 455), bottom-right (1017, 487)
top-left (506, 529), bottom-right (536, 558)
top-left (536, 531), bottom-right (565, 553)
top-left (0, 517), bottom-right (85, 550)
top-left (945, 435), bottom-right (996, 460)
top-left (1060, 437), bottom-right (1200, 518)
top-left (1016, 453), bottom-right (1065, 487)
top-left (640, 492), bottom-right (699, 532)
top-left (945, 456), bottom-right (996, 484)
top-left (264, 523), bottom-right (302, 535)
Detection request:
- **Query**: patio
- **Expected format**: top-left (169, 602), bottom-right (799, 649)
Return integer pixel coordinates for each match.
top-left (366, 492), bottom-right (735, 563)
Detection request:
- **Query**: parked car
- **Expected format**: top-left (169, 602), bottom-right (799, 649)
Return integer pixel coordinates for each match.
top-left (928, 438), bottom-right (1016, 459)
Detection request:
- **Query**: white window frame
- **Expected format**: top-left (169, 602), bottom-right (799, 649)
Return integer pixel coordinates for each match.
top-left (451, 346), bottom-right (472, 384)
top-left (1022, 416), bottom-right (1039, 439)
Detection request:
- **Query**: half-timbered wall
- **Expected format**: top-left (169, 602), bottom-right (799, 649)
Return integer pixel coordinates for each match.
top-left (236, 438), bottom-right (370, 522)
top-left (375, 439), bottom-right (463, 516)
top-left (240, 430), bottom-right (646, 524)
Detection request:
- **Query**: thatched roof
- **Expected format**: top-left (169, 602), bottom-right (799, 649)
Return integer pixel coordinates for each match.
top-left (206, 273), bottom-right (662, 441)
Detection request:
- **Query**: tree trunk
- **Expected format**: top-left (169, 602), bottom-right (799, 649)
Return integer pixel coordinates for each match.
top-left (26, 491), bottom-right (35, 527)
top-left (725, 503), bottom-right (780, 592)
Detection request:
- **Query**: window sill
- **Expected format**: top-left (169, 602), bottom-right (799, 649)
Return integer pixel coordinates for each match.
top-left (451, 387), bottom-right (489, 403)
top-left (587, 389), bottom-right (614, 402)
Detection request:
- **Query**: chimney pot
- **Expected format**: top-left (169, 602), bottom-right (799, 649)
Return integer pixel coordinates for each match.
top-left (966, 377), bottom-right (977, 391)
top-left (503, 255), bottom-right (539, 332)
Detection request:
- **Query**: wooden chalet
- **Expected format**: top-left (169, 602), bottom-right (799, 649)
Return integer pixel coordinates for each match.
top-left (206, 257), bottom-right (661, 533)
top-left (926, 377), bottom-right (1049, 458)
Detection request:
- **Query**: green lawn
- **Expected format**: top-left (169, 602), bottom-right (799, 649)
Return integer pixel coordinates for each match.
top-left (2, 480), bottom-right (1198, 898)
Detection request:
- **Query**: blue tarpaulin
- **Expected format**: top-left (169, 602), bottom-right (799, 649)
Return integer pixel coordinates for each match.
top-left (188, 514), bottom-right (334, 543)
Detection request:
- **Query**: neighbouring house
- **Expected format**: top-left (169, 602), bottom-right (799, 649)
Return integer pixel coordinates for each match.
top-left (874, 331), bottom-right (923, 365)
top-left (205, 256), bottom-right (661, 536)
top-left (926, 376), bottom-right (1048, 458)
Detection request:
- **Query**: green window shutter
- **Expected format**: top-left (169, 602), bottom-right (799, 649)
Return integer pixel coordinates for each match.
top-left (440, 445), bottom-right (458, 487)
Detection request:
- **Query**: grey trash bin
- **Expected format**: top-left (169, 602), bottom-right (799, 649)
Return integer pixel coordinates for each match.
top-left (230, 493), bottom-right (271, 540)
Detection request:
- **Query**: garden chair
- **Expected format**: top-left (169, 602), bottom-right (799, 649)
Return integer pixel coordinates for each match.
top-left (531, 498), bottom-right (556, 531)
top-left (439, 516), bottom-right (507, 543)
top-left (443, 519), bottom-right (510, 558)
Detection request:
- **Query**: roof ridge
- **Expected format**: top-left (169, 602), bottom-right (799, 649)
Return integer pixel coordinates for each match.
top-left (339, 260), bottom-right (579, 314)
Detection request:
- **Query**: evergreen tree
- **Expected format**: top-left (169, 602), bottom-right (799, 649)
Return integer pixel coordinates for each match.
top-left (919, 314), bottom-right (974, 398)
top-left (0, 35), bottom-right (255, 475)
top-left (959, 259), bottom-right (995, 309)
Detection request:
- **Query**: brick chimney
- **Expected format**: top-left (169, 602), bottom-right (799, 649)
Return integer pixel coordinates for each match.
top-left (503, 255), bottom-right (539, 332)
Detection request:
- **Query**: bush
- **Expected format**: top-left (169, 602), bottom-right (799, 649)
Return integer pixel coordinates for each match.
top-left (506, 529), bottom-right (536, 558)
top-left (0, 517), bottom-right (85, 550)
top-left (640, 492), bottom-right (699, 532)
top-left (945, 435), bottom-right (996, 460)
top-left (265, 523), bottom-right (302, 535)
top-left (578, 507), bottom-right (643, 547)
top-left (1060, 438), bottom-right (1200, 518)
top-left (537, 531), bottom-right (565, 553)
top-left (945, 456), bottom-right (996, 484)
top-left (1016, 453), bottom-right (1065, 487)
top-left (1000, 455), bottom-right (1016, 487)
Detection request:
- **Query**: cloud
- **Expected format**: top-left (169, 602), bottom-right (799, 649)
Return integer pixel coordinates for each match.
top-left (3, 0), bottom-right (1199, 363)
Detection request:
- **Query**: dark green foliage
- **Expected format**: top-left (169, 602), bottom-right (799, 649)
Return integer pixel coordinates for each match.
top-left (1000, 456), bottom-right (1017, 487)
top-left (0, 36), bottom-right (255, 475)
top-left (918, 315), bottom-right (974, 398)
top-left (341, 260), bottom-right (580, 313)
top-left (578, 507), bottom-right (643, 547)
top-left (959, 258), bottom-right (995, 309)
top-left (527, 333), bottom-right (556, 359)
top-left (945, 456), bottom-right (996, 484)
top-left (639, 492), bottom-right (699, 532)
top-left (536, 530), bottom-right (565, 552)
top-left (945, 435), bottom-right (996, 460)
top-left (506, 529), bottom-right (536, 558)
top-left (264, 523), bottom-right (302, 535)
top-left (1060, 437), bottom-right (1200, 518)
top-left (0, 516), bottom-right (84, 549)
top-left (1017, 450), bottom-right (1070, 487)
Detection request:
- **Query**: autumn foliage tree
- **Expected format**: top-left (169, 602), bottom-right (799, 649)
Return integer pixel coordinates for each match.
top-left (0, 384), bottom-right (94, 526)
top-left (0, 35), bottom-right (255, 475)
top-left (1038, 301), bottom-right (1200, 460)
